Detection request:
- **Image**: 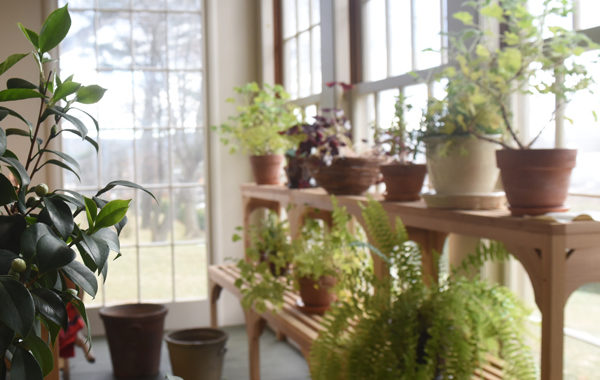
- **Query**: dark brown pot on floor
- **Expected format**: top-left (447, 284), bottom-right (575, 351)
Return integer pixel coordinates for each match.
top-left (312, 156), bottom-right (381, 195)
top-left (496, 149), bottom-right (577, 216)
top-left (250, 154), bottom-right (284, 185)
top-left (100, 303), bottom-right (168, 379)
top-left (380, 163), bottom-right (427, 201)
top-left (297, 275), bottom-right (336, 313)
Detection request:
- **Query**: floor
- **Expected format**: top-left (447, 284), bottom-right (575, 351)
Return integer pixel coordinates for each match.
top-left (65, 325), bottom-right (310, 380)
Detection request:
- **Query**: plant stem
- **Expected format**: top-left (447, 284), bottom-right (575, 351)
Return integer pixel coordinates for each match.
top-left (499, 103), bottom-right (525, 149)
top-left (25, 71), bottom-right (53, 172)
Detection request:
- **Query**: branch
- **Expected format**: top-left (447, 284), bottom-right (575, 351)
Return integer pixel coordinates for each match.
top-left (26, 71), bottom-right (53, 172)
top-left (499, 103), bottom-right (525, 149)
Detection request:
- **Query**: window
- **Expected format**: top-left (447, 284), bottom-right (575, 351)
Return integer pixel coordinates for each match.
top-left (59, 0), bottom-right (207, 307)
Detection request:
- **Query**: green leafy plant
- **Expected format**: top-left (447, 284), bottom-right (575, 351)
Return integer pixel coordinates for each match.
top-left (0, 5), bottom-right (154, 378)
top-left (309, 199), bottom-right (536, 380)
top-left (214, 82), bottom-right (298, 155)
top-left (234, 211), bottom-right (293, 312)
top-left (443, 0), bottom-right (598, 149)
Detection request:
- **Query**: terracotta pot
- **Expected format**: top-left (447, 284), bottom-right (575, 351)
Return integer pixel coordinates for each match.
top-left (297, 275), bottom-right (336, 311)
top-left (250, 154), bottom-right (284, 185)
top-left (99, 303), bottom-right (167, 378)
top-left (312, 156), bottom-right (381, 195)
top-left (380, 163), bottom-right (427, 201)
top-left (165, 328), bottom-right (228, 380)
top-left (425, 136), bottom-right (500, 195)
top-left (285, 155), bottom-right (313, 189)
top-left (496, 149), bottom-right (577, 216)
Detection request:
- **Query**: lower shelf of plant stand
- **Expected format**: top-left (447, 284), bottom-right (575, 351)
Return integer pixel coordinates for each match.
top-left (422, 192), bottom-right (506, 210)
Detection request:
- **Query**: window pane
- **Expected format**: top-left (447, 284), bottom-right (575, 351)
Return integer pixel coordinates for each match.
top-left (173, 188), bottom-right (205, 241)
top-left (175, 244), bottom-right (207, 300)
top-left (172, 129), bottom-right (204, 184)
top-left (62, 130), bottom-right (98, 188)
top-left (388, 0), bottom-right (412, 76)
top-left (140, 246), bottom-right (173, 302)
top-left (377, 89), bottom-right (399, 131)
top-left (168, 13), bottom-right (203, 70)
top-left (297, 0), bottom-right (310, 31)
top-left (311, 0), bottom-right (320, 25)
top-left (362, 0), bottom-right (387, 81)
top-left (578, 0), bottom-right (600, 29)
top-left (138, 188), bottom-right (172, 244)
top-left (282, 0), bottom-right (297, 38)
top-left (134, 71), bottom-right (169, 128)
top-left (60, 11), bottom-right (95, 74)
top-left (168, 0), bottom-right (202, 11)
top-left (528, 0), bottom-right (573, 37)
top-left (169, 72), bottom-right (203, 128)
top-left (136, 0), bottom-right (166, 10)
top-left (97, 12), bottom-right (132, 69)
top-left (414, 0), bottom-right (441, 70)
top-left (59, 0), bottom-right (93, 7)
top-left (133, 12), bottom-right (167, 68)
top-left (298, 31), bottom-right (311, 98)
top-left (104, 248), bottom-right (139, 305)
top-left (99, 0), bottom-right (130, 9)
top-left (136, 129), bottom-right (170, 185)
top-left (403, 83), bottom-right (428, 133)
top-left (100, 129), bottom-right (135, 184)
top-left (98, 71), bottom-right (134, 129)
top-left (311, 26), bottom-right (322, 94)
top-left (283, 39), bottom-right (299, 98)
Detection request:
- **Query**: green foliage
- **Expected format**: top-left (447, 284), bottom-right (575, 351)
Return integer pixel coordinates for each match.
top-left (310, 199), bottom-right (536, 380)
top-left (214, 82), bottom-right (298, 155)
top-left (0, 6), bottom-right (152, 378)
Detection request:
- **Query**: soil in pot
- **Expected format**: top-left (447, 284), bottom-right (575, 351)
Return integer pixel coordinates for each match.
top-left (296, 275), bottom-right (336, 314)
top-left (165, 328), bottom-right (228, 380)
top-left (250, 154), bottom-right (284, 185)
top-left (312, 156), bottom-right (381, 195)
top-left (99, 303), bottom-right (167, 379)
top-left (380, 163), bottom-right (427, 201)
top-left (496, 148), bottom-right (576, 216)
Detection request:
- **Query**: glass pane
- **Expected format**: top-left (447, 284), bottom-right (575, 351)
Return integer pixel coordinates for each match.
top-left (578, 0), bottom-right (600, 29)
top-left (282, 0), bottom-right (297, 38)
top-left (60, 11), bottom-right (95, 75)
top-left (134, 71), bottom-right (169, 128)
top-left (140, 246), bottom-right (173, 302)
top-left (362, 0), bottom-right (387, 81)
top-left (172, 129), bottom-right (204, 184)
top-left (133, 12), bottom-right (167, 68)
top-left (97, 12), bottom-right (132, 69)
top-left (311, 0), bottom-right (320, 25)
top-left (175, 244), bottom-right (207, 300)
top-left (528, 67), bottom-right (556, 150)
top-left (388, 0), bottom-right (412, 75)
top-left (168, 0), bottom-right (202, 11)
top-left (98, 71), bottom-right (134, 129)
top-left (168, 13), bottom-right (203, 70)
top-left (528, 0), bottom-right (573, 38)
top-left (284, 39), bottom-right (299, 99)
top-left (169, 72), bottom-right (203, 127)
top-left (377, 89), bottom-right (399, 131)
top-left (311, 26), bottom-right (322, 94)
top-left (298, 31), bottom-right (311, 98)
top-left (403, 83), bottom-right (428, 132)
top-left (104, 248), bottom-right (139, 305)
top-left (135, 0), bottom-right (166, 10)
top-left (305, 104), bottom-right (318, 121)
top-left (173, 187), bottom-right (205, 241)
top-left (59, 0), bottom-right (93, 8)
top-left (297, 0), bottom-right (310, 31)
top-left (138, 188), bottom-right (172, 244)
top-left (100, 129), bottom-right (135, 184)
top-left (62, 129), bottom-right (99, 188)
top-left (136, 129), bottom-right (170, 185)
top-left (414, 0), bottom-right (441, 70)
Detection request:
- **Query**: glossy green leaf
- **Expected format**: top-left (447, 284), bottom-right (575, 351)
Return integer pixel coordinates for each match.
top-left (76, 242), bottom-right (97, 273)
top-left (7, 78), bottom-right (37, 90)
top-left (82, 233), bottom-right (110, 273)
top-left (0, 53), bottom-right (28, 76)
top-left (96, 180), bottom-right (157, 202)
top-left (20, 223), bottom-right (52, 260)
top-left (72, 107), bottom-right (99, 132)
top-left (68, 295), bottom-right (91, 343)
top-left (115, 215), bottom-right (128, 236)
top-left (31, 288), bottom-right (68, 330)
top-left (10, 345), bottom-right (43, 380)
top-left (36, 234), bottom-right (75, 272)
top-left (62, 261), bottom-right (97, 297)
top-left (23, 330), bottom-right (54, 376)
top-left (51, 81), bottom-right (81, 103)
top-left (60, 129), bottom-right (98, 151)
top-left (18, 24), bottom-right (39, 48)
top-left (5, 127), bottom-right (31, 137)
top-left (76, 85), bottom-right (106, 104)
top-left (0, 173), bottom-right (18, 207)
top-left (0, 88), bottom-right (43, 102)
top-left (0, 249), bottom-right (18, 275)
top-left (84, 197), bottom-right (97, 229)
top-left (0, 276), bottom-right (34, 337)
top-left (0, 323), bottom-right (15, 361)
top-left (38, 5), bottom-right (71, 53)
top-left (39, 159), bottom-right (81, 181)
top-left (0, 155), bottom-right (30, 187)
top-left (93, 228), bottom-right (120, 253)
top-left (0, 128), bottom-right (5, 156)
top-left (0, 109), bottom-right (8, 121)
top-left (40, 149), bottom-right (80, 172)
top-left (44, 198), bottom-right (74, 239)
top-left (47, 108), bottom-right (87, 139)
top-left (54, 189), bottom-right (85, 209)
top-left (94, 199), bottom-right (131, 231)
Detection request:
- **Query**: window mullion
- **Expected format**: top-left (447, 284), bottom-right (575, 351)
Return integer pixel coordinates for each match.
top-left (409, 0), bottom-right (417, 70)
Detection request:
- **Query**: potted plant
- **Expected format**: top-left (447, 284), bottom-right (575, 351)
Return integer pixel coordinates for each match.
top-left (375, 94), bottom-right (427, 201)
top-left (214, 82), bottom-right (298, 185)
top-left (310, 199), bottom-right (536, 379)
top-left (450, 0), bottom-right (597, 215)
top-left (0, 5), bottom-right (153, 378)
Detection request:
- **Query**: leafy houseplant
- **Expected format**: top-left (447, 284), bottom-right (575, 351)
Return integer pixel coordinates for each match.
top-left (214, 82), bottom-right (298, 185)
top-left (0, 6), bottom-right (153, 378)
top-left (450, 0), bottom-right (598, 215)
top-left (310, 200), bottom-right (536, 379)
top-left (375, 94), bottom-right (427, 201)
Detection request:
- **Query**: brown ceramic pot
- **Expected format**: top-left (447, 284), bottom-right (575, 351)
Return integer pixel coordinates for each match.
top-left (297, 275), bottom-right (336, 312)
top-left (312, 156), bottom-right (381, 195)
top-left (250, 154), bottom-right (284, 185)
top-left (165, 328), bottom-right (228, 380)
top-left (100, 303), bottom-right (168, 378)
top-left (496, 149), bottom-right (577, 216)
top-left (380, 163), bottom-right (427, 201)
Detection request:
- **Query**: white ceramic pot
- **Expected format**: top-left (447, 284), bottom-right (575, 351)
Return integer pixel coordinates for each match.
top-left (425, 135), bottom-right (500, 195)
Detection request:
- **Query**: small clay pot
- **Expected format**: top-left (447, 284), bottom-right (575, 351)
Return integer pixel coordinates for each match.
top-left (312, 156), bottom-right (381, 195)
top-left (297, 275), bottom-right (336, 313)
top-left (380, 163), bottom-right (427, 201)
top-left (496, 148), bottom-right (577, 216)
top-left (250, 154), bottom-right (284, 185)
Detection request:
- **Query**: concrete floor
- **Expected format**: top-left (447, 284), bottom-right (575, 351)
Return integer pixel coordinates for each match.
top-left (65, 325), bottom-right (310, 380)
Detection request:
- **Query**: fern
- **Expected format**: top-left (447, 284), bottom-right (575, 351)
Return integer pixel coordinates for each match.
top-left (310, 199), bottom-right (536, 380)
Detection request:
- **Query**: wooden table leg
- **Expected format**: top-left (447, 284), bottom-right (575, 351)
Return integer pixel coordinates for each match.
top-left (406, 227), bottom-right (447, 284)
top-left (244, 309), bottom-right (266, 380)
top-left (210, 282), bottom-right (223, 328)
